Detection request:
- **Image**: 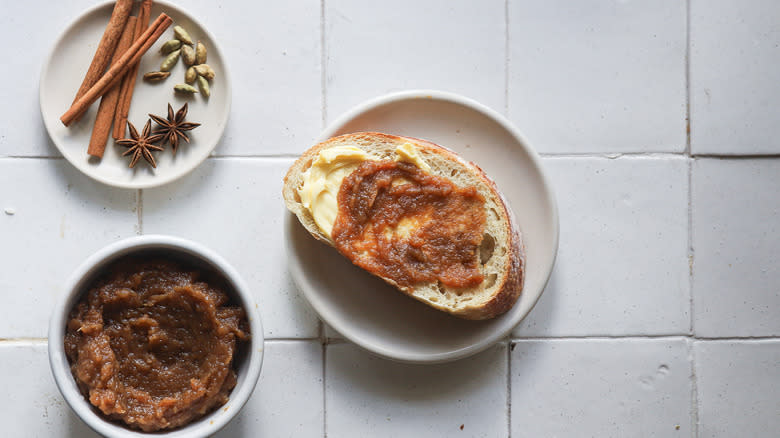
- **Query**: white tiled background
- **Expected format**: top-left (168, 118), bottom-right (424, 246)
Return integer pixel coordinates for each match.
top-left (1, 0), bottom-right (778, 436)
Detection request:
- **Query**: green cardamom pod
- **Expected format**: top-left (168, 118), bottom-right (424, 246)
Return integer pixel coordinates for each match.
top-left (193, 64), bottom-right (215, 80)
top-left (174, 84), bottom-right (199, 94)
top-left (197, 75), bottom-right (211, 98)
top-left (181, 45), bottom-right (196, 66)
top-left (185, 66), bottom-right (197, 84)
top-left (160, 49), bottom-right (180, 72)
top-left (143, 71), bottom-right (171, 82)
top-left (195, 41), bottom-right (207, 65)
top-left (160, 39), bottom-right (181, 54)
top-left (173, 26), bottom-right (194, 45)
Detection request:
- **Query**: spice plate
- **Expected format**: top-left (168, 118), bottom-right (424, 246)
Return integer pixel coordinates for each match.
top-left (285, 90), bottom-right (559, 363)
top-left (40, 0), bottom-right (230, 189)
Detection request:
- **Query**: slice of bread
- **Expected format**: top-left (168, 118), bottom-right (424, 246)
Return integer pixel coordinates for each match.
top-left (283, 132), bottom-right (524, 320)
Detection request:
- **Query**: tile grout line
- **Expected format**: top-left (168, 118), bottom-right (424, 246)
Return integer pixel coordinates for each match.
top-left (512, 335), bottom-right (690, 341)
top-left (1, 336), bottom-right (774, 343)
top-left (685, 1), bottom-right (699, 436)
top-left (690, 339), bottom-right (700, 438)
top-left (505, 2), bottom-right (511, 435)
top-left (320, 3), bottom-right (328, 436)
top-left (506, 338), bottom-right (512, 438)
top-left (136, 189), bottom-right (143, 235)
top-left (687, 158), bottom-right (694, 336)
top-left (684, 0), bottom-right (692, 157)
top-left (504, 0), bottom-right (509, 117)
top-left (322, 340), bottom-right (328, 438)
top-left (0, 155), bottom-right (64, 159)
top-left (694, 336), bottom-right (780, 341)
top-left (512, 335), bottom-right (779, 342)
top-left (1, 336), bottom-right (776, 343)
top-left (540, 152), bottom-right (689, 159)
top-left (688, 153), bottom-right (780, 159)
top-left (5, 152), bottom-right (780, 161)
top-left (321, 0), bottom-right (328, 131)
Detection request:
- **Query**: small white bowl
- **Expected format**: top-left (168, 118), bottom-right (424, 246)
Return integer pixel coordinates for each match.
top-left (49, 235), bottom-right (263, 438)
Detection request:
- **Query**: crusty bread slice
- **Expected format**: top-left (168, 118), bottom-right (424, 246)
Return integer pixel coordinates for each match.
top-left (283, 132), bottom-right (524, 320)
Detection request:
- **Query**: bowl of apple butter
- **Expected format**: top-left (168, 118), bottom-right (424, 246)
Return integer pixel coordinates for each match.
top-left (49, 235), bottom-right (263, 437)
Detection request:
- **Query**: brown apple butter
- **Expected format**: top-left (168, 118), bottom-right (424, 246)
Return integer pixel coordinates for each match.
top-left (64, 259), bottom-right (249, 432)
top-left (332, 160), bottom-right (486, 288)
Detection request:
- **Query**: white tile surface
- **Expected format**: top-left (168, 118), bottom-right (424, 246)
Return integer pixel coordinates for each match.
top-left (695, 340), bottom-right (780, 437)
top-left (0, 342), bottom-right (98, 437)
top-left (514, 157), bottom-right (690, 337)
top-left (692, 159), bottom-right (780, 337)
top-left (142, 158), bottom-right (319, 339)
top-left (511, 339), bottom-right (691, 436)
top-left (166, 0), bottom-right (322, 156)
top-left (217, 340), bottom-right (323, 438)
top-left (0, 159), bottom-right (137, 338)
top-left (1, 0), bottom-right (95, 157)
top-left (325, 0), bottom-right (505, 122)
top-left (508, 0), bottom-right (687, 153)
top-left (5, 1), bottom-right (780, 436)
top-left (326, 342), bottom-right (507, 437)
top-left (690, 0), bottom-right (780, 155)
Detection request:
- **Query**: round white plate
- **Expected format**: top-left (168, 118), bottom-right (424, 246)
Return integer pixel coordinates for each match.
top-left (286, 90), bottom-right (559, 363)
top-left (40, 0), bottom-right (230, 189)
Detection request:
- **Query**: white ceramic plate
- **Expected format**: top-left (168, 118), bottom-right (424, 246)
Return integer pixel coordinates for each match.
top-left (286, 90), bottom-right (559, 363)
top-left (40, 0), bottom-right (230, 189)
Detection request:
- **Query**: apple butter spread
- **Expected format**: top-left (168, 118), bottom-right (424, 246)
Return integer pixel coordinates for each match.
top-left (64, 259), bottom-right (249, 432)
top-left (332, 160), bottom-right (486, 288)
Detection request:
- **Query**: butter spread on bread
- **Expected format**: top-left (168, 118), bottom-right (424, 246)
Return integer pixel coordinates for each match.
top-left (298, 144), bottom-right (431, 238)
top-left (283, 132), bottom-right (524, 320)
top-left (298, 146), bottom-right (377, 239)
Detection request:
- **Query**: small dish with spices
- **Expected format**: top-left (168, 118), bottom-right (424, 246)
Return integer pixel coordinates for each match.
top-left (39, 0), bottom-right (230, 189)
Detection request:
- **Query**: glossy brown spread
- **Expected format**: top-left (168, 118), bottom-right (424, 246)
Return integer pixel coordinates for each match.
top-left (332, 160), bottom-right (486, 288)
top-left (64, 259), bottom-right (249, 432)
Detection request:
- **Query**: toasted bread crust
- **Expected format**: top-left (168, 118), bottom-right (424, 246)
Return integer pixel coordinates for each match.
top-left (283, 132), bottom-right (524, 320)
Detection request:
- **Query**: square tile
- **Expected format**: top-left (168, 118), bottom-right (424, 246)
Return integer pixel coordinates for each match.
top-left (692, 159), bottom-right (780, 337)
top-left (325, 0), bottom-right (505, 122)
top-left (514, 157), bottom-right (689, 337)
top-left (0, 342), bottom-right (99, 436)
top-left (511, 339), bottom-right (691, 436)
top-left (142, 158), bottom-right (319, 339)
top-left (690, 0), bottom-right (780, 155)
top-left (0, 159), bottom-right (137, 338)
top-left (326, 342), bottom-right (507, 437)
top-left (187, 0), bottom-right (322, 156)
top-left (508, 0), bottom-right (686, 153)
top-left (695, 340), bottom-right (780, 437)
top-left (1, 0), bottom-right (95, 157)
top-left (217, 340), bottom-right (323, 438)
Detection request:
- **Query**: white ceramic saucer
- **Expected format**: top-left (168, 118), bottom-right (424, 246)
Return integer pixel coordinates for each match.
top-left (39, 0), bottom-right (230, 189)
top-left (286, 90), bottom-right (559, 363)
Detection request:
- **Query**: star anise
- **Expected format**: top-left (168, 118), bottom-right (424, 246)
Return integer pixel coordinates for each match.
top-left (116, 120), bottom-right (165, 168)
top-left (149, 103), bottom-right (201, 154)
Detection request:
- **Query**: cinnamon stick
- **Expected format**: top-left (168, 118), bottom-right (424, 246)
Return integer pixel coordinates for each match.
top-left (60, 13), bottom-right (173, 127)
top-left (87, 16), bottom-right (137, 158)
top-left (114, 0), bottom-right (153, 139)
top-left (71, 0), bottom-right (133, 105)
